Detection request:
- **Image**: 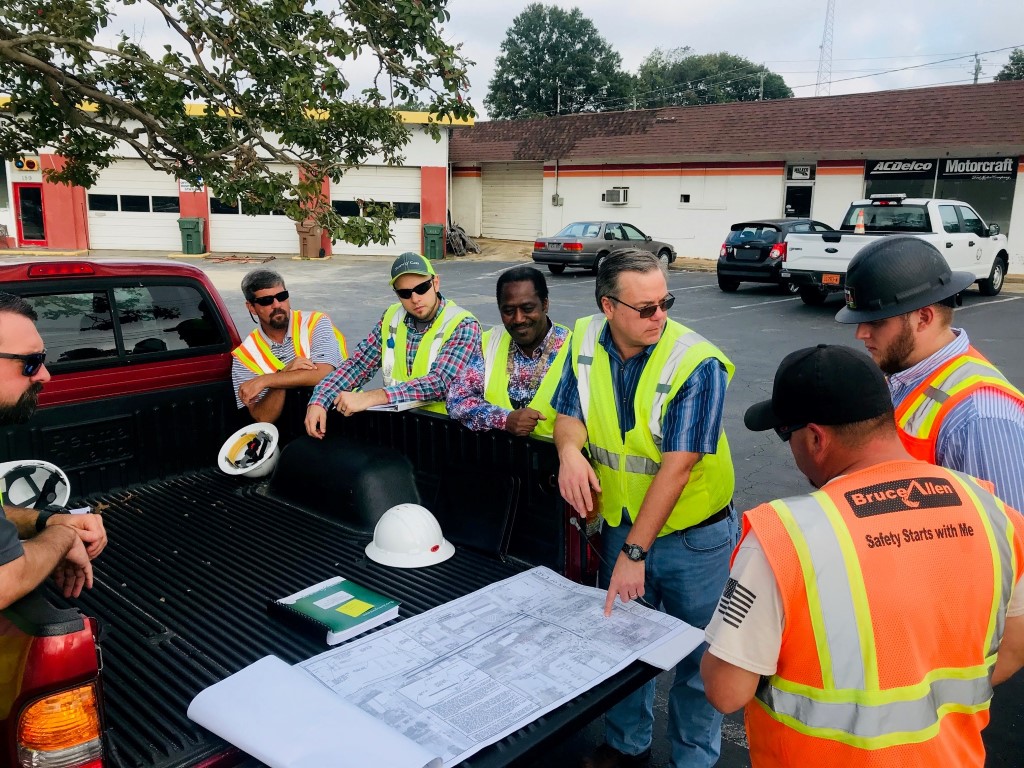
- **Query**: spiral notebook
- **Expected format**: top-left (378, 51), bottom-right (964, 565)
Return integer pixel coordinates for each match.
top-left (268, 576), bottom-right (400, 645)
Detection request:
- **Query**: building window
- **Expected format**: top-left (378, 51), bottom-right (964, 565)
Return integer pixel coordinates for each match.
top-left (679, 194), bottom-right (690, 204)
top-left (393, 202), bottom-right (421, 219)
top-left (152, 196), bottom-right (181, 213)
top-left (120, 195), bottom-right (151, 213)
top-left (332, 200), bottom-right (361, 217)
top-left (210, 197), bottom-right (240, 215)
top-left (88, 194), bottom-right (119, 212)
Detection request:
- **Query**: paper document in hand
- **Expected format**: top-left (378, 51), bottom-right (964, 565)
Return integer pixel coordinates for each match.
top-left (301, 566), bottom-right (698, 767)
top-left (367, 400), bottom-right (430, 412)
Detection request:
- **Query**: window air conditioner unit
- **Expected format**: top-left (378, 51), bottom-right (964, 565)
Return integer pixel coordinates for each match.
top-left (603, 188), bottom-right (629, 205)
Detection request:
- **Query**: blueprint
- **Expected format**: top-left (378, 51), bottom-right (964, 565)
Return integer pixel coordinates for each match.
top-left (300, 566), bottom-right (699, 767)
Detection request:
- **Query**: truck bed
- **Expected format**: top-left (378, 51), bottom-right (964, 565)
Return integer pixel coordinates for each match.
top-left (55, 466), bottom-right (652, 767)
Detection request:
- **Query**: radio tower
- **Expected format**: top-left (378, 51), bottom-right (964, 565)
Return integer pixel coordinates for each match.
top-left (815, 0), bottom-right (836, 96)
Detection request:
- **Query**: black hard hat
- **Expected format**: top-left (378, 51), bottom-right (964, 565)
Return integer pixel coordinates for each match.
top-left (834, 236), bottom-right (975, 323)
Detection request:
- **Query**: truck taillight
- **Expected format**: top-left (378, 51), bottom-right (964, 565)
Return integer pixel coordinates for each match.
top-left (770, 243), bottom-right (788, 261)
top-left (17, 684), bottom-right (103, 767)
top-left (27, 263), bottom-right (96, 277)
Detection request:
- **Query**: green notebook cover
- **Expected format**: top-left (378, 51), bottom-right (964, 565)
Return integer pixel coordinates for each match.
top-left (268, 576), bottom-right (400, 646)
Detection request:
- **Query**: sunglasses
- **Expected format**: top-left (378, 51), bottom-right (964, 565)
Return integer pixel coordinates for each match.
top-left (251, 290), bottom-right (289, 307)
top-left (775, 424), bottom-right (807, 443)
top-left (394, 277), bottom-right (434, 300)
top-left (0, 351), bottom-right (47, 376)
top-left (608, 294), bottom-right (676, 319)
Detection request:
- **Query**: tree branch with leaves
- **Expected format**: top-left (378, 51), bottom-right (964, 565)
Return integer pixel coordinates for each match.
top-left (0, 0), bottom-right (475, 246)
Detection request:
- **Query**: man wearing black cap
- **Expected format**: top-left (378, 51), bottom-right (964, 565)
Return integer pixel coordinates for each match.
top-left (305, 252), bottom-right (480, 437)
top-left (835, 236), bottom-right (1024, 512)
top-left (701, 344), bottom-right (1024, 767)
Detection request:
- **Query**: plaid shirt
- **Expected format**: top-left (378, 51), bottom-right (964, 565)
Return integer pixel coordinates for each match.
top-left (447, 322), bottom-right (571, 432)
top-left (310, 296), bottom-right (481, 409)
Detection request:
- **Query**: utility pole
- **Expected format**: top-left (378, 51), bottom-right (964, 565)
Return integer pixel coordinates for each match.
top-left (555, 78), bottom-right (560, 116)
top-left (759, 69), bottom-right (766, 101)
top-left (973, 53), bottom-right (982, 84)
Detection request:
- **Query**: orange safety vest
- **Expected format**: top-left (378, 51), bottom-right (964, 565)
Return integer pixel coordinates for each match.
top-left (742, 460), bottom-right (1024, 767)
top-left (231, 310), bottom-right (347, 374)
top-left (895, 346), bottom-right (1024, 463)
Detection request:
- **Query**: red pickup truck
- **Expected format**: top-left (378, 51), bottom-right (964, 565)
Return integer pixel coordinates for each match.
top-left (0, 260), bottom-right (640, 768)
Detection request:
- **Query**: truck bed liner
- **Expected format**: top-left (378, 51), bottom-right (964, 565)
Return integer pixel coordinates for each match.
top-left (61, 470), bottom-right (655, 768)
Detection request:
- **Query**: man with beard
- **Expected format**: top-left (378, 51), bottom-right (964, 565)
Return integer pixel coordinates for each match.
top-left (305, 252), bottom-right (480, 436)
top-left (0, 293), bottom-right (107, 609)
top-left (447, 266), bottom-right (570, 438)
top-left (232, 270), bottom-right (345, 429)
top-left (835, 237), bottom-right (1024, 511)
top-left (702, 344), bottom-right (1024, 767)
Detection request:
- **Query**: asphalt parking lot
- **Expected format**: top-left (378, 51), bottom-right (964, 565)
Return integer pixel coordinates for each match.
top-left (195, 254), bottom-right (1024, 768)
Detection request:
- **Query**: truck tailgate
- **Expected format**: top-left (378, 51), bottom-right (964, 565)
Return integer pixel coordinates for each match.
top-left (783, 232), bottom-right (883, 277)
top-left (60, 471), bottom-right (656, 768)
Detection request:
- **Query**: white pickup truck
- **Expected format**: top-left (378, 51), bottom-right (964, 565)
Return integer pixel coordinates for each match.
top-left (781, 195), bottom-right (1010, 305)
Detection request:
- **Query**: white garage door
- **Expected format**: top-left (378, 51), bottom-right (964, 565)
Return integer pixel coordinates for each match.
top-left (481, 163), bottom-right (543, 241)
top-left (331, 166), bottom-right (421, 256)
top-left (86, 161), bottom-right (182, 250)
top-left (209, 165), bottom-right (301, 254)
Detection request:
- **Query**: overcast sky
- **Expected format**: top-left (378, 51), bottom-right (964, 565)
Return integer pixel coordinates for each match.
top-left (444, 0), bottom-right (1024, 118)
top-left (108, 0), bottom-right (1024, 120)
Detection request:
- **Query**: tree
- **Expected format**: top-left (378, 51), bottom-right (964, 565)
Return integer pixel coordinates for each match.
top-left (634, 48), bottom-right (792, 108)
top-left (994, 48), bottom-right (1024, 81)
top-left (485, 4), bottom-right (631, 119)
top-left (0, 0), bottom-right (474, 246)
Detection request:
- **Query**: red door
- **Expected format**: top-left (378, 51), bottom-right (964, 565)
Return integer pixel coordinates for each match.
top-left (13, 183), bottom-right (47, 247)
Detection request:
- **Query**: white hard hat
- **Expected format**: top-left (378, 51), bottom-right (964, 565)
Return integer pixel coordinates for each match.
top-left (0, 460), bottom-right (71, 508)
top-left (217, 423), bottom-right (280, 478)
top-left (365, 503), bottom-right (455, 568)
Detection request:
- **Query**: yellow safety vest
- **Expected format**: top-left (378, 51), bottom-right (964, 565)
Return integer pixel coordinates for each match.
top-left (231, 310), bottom-right (347, 374)
top-left (481, 324), bottom-right (571, 440)
top-left (570, 314), bottom-right (735, 535)
top-left (380, 300), bottom-right (475, 415)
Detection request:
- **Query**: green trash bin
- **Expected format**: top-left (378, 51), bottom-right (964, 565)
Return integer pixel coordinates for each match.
top-left (178, 218), bottom-right (206, 255)
top-left (423, 224), bottom-right (445, 260)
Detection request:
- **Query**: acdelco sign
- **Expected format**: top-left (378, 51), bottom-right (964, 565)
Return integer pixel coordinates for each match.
top-left (940, 156), bottom-right (1017, 180)
top-left (866, 159), bottom-right (935, 179)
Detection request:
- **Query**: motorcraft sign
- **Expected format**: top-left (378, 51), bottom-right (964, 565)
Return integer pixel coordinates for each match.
top-left (939, 156), bottom-right (1017, 181)
top-left (867, 157), bottom-right (1017, 181)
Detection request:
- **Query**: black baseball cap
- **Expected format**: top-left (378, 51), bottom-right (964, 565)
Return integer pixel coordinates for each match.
top-left (744, 344), bottom-right (893, 432)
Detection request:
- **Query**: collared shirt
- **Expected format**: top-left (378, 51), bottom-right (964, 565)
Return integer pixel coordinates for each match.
top-left (888, 328), bottom-right (1024, 511)
top-left (310, 296), bottom-right (482, 409)
top-left (447, 322), bottom-right (570, 432)
top-left (551, 323), bottom-right (727, 454)
top-left (0, 504), bottom-right (24, 567)
top-left (231, 313), bottom-right (343, 409)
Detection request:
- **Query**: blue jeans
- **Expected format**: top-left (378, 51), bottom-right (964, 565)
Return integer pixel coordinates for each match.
top-left (599, 509), bottom-right (739, 768)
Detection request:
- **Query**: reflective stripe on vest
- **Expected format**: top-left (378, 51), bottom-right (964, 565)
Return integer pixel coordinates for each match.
top-left (753, 471), bottom-right (1016, 748)
top-left (481, 324), bottom-right (571, 440)
top-left (380, 300), bottom-right (474, 414)
top-left (232, 310), bottom-right (345, 374)
top-left (569, 314), bottom-right (736, 533)
top-left (896, 348), bottom-right (1024, 462)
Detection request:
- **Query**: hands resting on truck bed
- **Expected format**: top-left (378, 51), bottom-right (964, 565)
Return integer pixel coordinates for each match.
top-left (45, 512), bottom-right (107, 599)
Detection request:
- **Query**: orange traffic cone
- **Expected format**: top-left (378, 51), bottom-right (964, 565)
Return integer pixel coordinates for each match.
top-left (854, 208), bottom-right (865, 234)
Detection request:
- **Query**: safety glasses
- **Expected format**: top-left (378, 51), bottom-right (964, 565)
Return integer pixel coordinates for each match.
top-left (775, 424), bottom-right (807, 443)
top-left (608, 294), bottom-right (675, 319)
top-left (394, 278), bottom-right (434, 300)
top-left (251, 290), bottom-right (289, 307)
top-left (0, 351), bottom-right (47, 377)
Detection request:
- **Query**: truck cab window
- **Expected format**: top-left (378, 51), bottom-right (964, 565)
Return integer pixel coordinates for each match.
top-left (114, 285), bottom-right (225, 355)
top-left (23, 292), bottom-right (118, 365)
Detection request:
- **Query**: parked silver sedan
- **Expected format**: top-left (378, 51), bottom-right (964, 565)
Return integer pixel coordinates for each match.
top-left (532, 221), bottom-right (677, 275)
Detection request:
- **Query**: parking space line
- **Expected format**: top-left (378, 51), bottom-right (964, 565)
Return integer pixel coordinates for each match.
top-left (474, 265), bottom-right (527, 279)
top-left (958, 296), bottom-right (1021, 312)
top-left (730, 297), bottom-right (802, 309)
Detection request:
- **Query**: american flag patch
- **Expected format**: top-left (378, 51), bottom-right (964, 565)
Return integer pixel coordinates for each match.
top-left (717, 578), bottom-right (756, 628)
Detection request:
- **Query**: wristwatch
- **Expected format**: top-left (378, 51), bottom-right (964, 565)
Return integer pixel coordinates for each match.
top-left (621, 542), bottom-right (648, 562)
top-left (35, 506), bottom-right (69, 532)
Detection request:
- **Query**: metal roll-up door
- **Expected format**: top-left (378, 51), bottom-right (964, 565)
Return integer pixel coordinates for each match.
top-left (331, 166), bottom-right (421, 256)
top-left (481, 163), bottom-right (543, 241)
top-left (86, 161), bottom-right (182, 250)
top-left (209, 165), bottom-right (300, 254)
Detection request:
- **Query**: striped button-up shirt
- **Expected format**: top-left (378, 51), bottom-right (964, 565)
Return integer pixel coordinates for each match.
top-left (552, 323), bottom-right (728, 454)
top-left (888, 328), bottom-right (1024, 511)
top-left (231, 314), bottom-right (343, 409)
top-left (310, 296), bottom-right (481, 409)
